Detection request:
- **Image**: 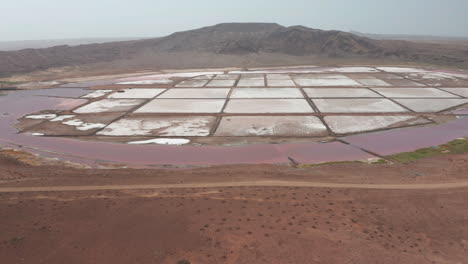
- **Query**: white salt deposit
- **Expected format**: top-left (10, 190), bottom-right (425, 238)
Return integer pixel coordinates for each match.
top-left (313, 99), bottom-right (408, 113)
top-left (372, 88), bottom-right (458, 98)
top-left (377, 67), bottom-right (427, 73)
top-left (98, 117), bottom-right (215, 136)
top-left (50, 115), bottom-right (76, 122)
top-left (193, 75), bottom-right (215, 80)
top-left (215, 116), bottom-right (327, 136)
top-left (117, 72), bottom-right (224, 82)
top-left (230, 88), bottom-right (303, 98)
top-left (108, 89), bottom-right (166, 99)
top-left (304, 88), bottom-right (381, 98)
top-left (237, 79), bottom-right (265, 87)
top-left (73, 99), bottom-right (144, 113)
top-left (440, 88), bottom-right (468, 97)
top-left (62, 119), bottom-right (106, 131)
top-left (324, 116), bottom-right (415, 134)
top-left (214, 74), bottom-right (239, 80)
top-left (356, 79), bottom-right (392, 86)
top-left (25, 114), bottom-right (57, 120)
top-left (82, 90), bottom-right (113, 98)
top-left (176, 79), bottom-right (209, 88)
top-left (127, 138), bottom-right (191, 145)
top-left (135, 99), bottom-right (225, 113)
top-left (327, 67), bottom-right (379, 73)
top-left (116, 79), bottom-right (173, 85)
top-left (407, 72), bottom-right (468, 80)
top-left (158, 89), bottom-right (230, 99)
top-left (394, 99), bottom-right (468, 112)
top-left (266, 74), bottom-right (292, 80)
top-left (224, 99), bottom-right (314, 113)
top-left (206, 79), bottom-right (236, 87)
top-left (267, 79), bottom-right (296, 86)
top-left (294, 78), bottom-right (361, 87)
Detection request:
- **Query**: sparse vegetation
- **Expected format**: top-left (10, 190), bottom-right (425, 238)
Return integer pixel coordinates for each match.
top-left (387, 138), bottom-right (468, 163)
top-left (369, 159), bottom-right (388, 165)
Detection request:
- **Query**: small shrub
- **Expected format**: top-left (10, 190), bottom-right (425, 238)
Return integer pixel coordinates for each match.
top-left (177, 259), bottom-right (191, 264)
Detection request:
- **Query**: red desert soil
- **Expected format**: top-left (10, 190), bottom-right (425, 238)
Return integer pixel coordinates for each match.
top-left (0, 152), bottom-right (467, 264)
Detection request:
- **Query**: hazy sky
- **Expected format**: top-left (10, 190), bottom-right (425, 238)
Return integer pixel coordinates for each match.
top-left (2, 0), bottom-right (468, 41)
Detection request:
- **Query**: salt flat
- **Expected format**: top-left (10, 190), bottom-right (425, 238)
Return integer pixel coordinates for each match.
top-left (108, 89), bottom-right (166, 99)
top-left (158, 88), bottom-right (230, 99)
top-left (224, 99), bottom-right (313, 113)
top-left (230, 88), bottom-right (303, 98)
top-left (372, 88), bottom-right (457, 98)
top-left (215, 116), bottom-right (327, 136)
top-left (267, 79), bottom-right (296, 86)
top-left (134, 99), bottom-right (226, 113)
top-left (293, 77), bottom-right (361, 87)
top-left (324, 116), bottom-right (417, 134)
top-left (313, 98), bottom-right (408, 113)
top-left (74, 99), bottom-right (145, 113)
top-left (394, 99), bottom-right (468, 112)
top-left (440, 88), bottom-right (468, 97)
top-left (97, 116), bottom-right (216, 136)
top-left (206, 79), bottom-right (236, 87)
top-left (81, 90), bottom-right (113, 98)
top-left (175, 79), bottom-right (209, 87)
top-left (237, 79), bottom-right (265, 87)
top-left (304, 88), bottom-right (381, 98)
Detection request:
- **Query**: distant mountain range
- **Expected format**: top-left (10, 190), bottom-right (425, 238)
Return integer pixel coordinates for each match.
top-left (1, 23), bottom-right (467, 77)
top-left (350, 31), bottom-right (468, 45)
top-left (0, 38), bottom-right (142, 51)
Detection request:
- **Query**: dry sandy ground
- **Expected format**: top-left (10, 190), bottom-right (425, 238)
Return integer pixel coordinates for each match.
top-left (0, 152), bottom-right (467, 264)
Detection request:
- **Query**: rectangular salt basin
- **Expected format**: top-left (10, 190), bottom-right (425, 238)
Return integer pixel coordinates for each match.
top-left (134, 99), bottom-right (226, 113)
top-left (267, 79), bottom-right (296, 87)
top-left (324, 116), bottom-right (416, 134)
top-left (215, 116), bottom-right (328, 136)
top-left (73, 99), bottom-right (145, 113)
top-left (385, 79), bottom-right (425, 87)
top-left (356, 79), bottom-right (392, 86)
top-left (97, 116), bottom-right (217, 136)
top-left (266, 74), bottom-right (292, 80)
top-left (176, 79), bottom-right (209, 88)
top-left (241, 74), bottom-right (265, 79)
top-left (158, 88), bottom-right (230, 98)
top-left (214, 74), bottom-right (239, 80)
top-left (192, 75), bottom-right (214, 80)
top-left (441, 88), bottom-right (468, 98)
top-left (372, 88), bottom-right (458, 98)
top-left (206, 79), bottom-right (236, 87)
top-left (237, 79), bottom-right (265, 87)
top-left (230, 88), bottom-right (303, 98)
top-left (294, 74), bottom-right (350, 79)
top-left (304, 88), bottom-right (381, 98)
top-left (394, 99), bottom-right (468, 113)
top-left (294, 78), bottom-right (361, 87)
top-left (224, 99), bottom-right (314, 113)
top-left (108, 88), bottom-right (166, 99)
top-left (312, 99), bottom-right (408, 113)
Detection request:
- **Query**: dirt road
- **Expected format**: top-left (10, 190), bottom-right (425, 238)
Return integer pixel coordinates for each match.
top-left (1, 180), bottom-right (467, 193)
